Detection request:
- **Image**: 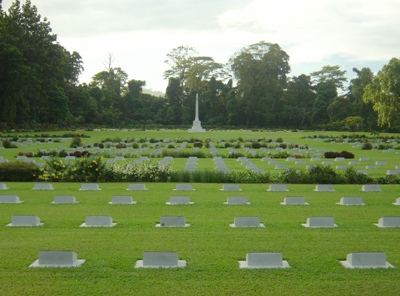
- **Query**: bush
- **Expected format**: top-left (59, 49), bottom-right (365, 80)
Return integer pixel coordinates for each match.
top-left (251, 141), bottom-right (261, 149)
top-left (276, 137), bottom-right (283, 143)
top-left (307, 165), bottom-right (344, 184)
top-left (69, 137), bottom-right (82, 148)
top-left (0, 161), bottom-right (39, 181)
top-left (193, 142), bottom-right (203, 148)
top-left (361, 142), bottom-right (373, 150)
top-left (2, 139), bottom-right (18, 148)
top-left (324, 150), bottom-right (355, 159)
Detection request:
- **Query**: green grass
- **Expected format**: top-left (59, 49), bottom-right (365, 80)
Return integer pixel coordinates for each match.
top-left (0, 182), bottom-right (400, 295)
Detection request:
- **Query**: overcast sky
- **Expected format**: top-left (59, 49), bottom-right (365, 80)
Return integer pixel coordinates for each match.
top-left (3, 0), bottom-right (400, 92)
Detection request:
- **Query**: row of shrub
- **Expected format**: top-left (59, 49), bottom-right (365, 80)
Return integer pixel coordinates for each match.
top-left (324, 151), bottom-right (355, 159)
top-left (2, 160), bottom-right (399, 184)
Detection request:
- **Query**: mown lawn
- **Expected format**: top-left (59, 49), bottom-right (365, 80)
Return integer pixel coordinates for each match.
top-left (0, 182), bottom-right (399, 295)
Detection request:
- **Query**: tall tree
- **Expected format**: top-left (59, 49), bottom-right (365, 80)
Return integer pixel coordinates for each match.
top-left (230, 41), bottom-right (290, 126)
top-left (310, 81), bottom-right (337, 125)
top-left (363, 58), bottom-right (400, 127)
top-left (311, 65), bottom-right (347, 92)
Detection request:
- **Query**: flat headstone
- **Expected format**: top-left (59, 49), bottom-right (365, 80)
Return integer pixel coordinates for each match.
top-left (79, 183), bottom-right (101, 191)
top-left (393, 198), bottom-right (400, 205)
top-left (0, 195), bottom-right (22, 203)
top-left (322, 160), bottom-right (332, 165)
top-left (268, 184), bottom-right (288, 192)
top-left (314, 184), bottom-right (335, 192)
top-left (52, 196), bottom-right (78, 204)
top-left (376, 161), bottom-right (387, 165)
top-left (359, 157), bottom-right (369, 162)
top-left (231, 216), bottom-right (264, 228)
top-left (0, 183), bottom-right (9, 190)
top-left (109, 195), bottom-right (136, 204)
top-left (33, 183), bottom-right (54, 190)
top-left (135, 252), bottom-right (186, 268)
top-left (224, 196), bottom-right (249, 205)
top-left (386, 170), bottom-right (399, 175)
top-left (362, 184), bottom-right (381, 192)
top-left (366, 165), bottom-right (378, 169)
top-left (166, 196), bottom-right (193, 205)
top-left (336, 165), bottom-right (347, 170)
top-left (302, 216), bottom-right (337, 228)
top-left (275, 164), bottom-right (288, 170)
top-left (281, 196), bottom-right (308, 205)
top-left (340, 252), bottom-right (394, 269)
top-left (7, 215), bottom-right (43, 227)
top-left (174, 184), bottom-right (194, 191)
top-left (375, 216), bottom-right (400, 228)
top-left (349, 160), bottom-right (360, 165)
top-left (157, 216), bottom-right (189, 227)
top-left (239, 252), bottom-right (289, 269)
top-left (126, 183), bottom-right (148, 191)
top-left (337, 197), bottom-right (365, 206)
top-left (335, 157), bottom-right (345, 161)
top-left (29, 251), bottom-right (85, 268)
top-left (220, 184), bottom-right (241, 191)
top-left (80, 215), bottom-right (116, 227)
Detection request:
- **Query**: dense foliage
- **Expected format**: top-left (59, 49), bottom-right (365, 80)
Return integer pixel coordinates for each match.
top-left (1, 1), bottom-right (400, 131)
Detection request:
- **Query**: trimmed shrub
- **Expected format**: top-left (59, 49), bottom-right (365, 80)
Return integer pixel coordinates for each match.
top-left (324, 150), bottom-right (355, 159)
top-left (2, 139), bottom-right (18, 148)
top-left (69, 137), bottom-right (82, 148)
top-left (307, 165), bottom-right (344, 184)
top-left (0, 161), bottom-right (39, 181)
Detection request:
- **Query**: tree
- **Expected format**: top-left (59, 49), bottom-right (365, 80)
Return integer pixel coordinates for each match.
top-left (311, 65), bottom-right (347, 92)
top-left (363, 58), bottom-right (400, 127)
top-left (230, 41), bottom-right (290, 126)
top-left (310, 81), bottom-right (337, 125)
top-left (327, 96), bottom-right (353, 122)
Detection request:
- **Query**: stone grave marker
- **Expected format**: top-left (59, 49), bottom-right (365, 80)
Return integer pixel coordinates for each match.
top-left (52, 196), bottom-right (78, 204)
top-left (0, 195), bottom-right (22, 203)
top-left (29, 251), bottom-right (85, 268)
top-left (166, 196), bottom-right (193, 205)
top-left (337, 197), bottom-right (365, 206)
top-left (7, 215), bottom-right (43, 227)
top-left (376, 161), bottom-right (387, 165)
top-left (230, 216), bottom-right (264, 228)
top-left (135, 252), bottom-right (186, 268)
top-left (340, 252), bottom-right (394, 269)
top-left (281, 196), bottom-right (308, 205)
top-left (362, 184), bottom-right (381, 192)
top-left (386, 170), bottom-right (399, 175)
top-left (375, 216), bottom-right (400, 228)
top-left (359, 157), bottom-right (369, 162)
top-left (220, 184), bottom-right (241, 191)
top-left (156, 216), bottom-right (189, 227)
top-left (335, 157), bottom-right (345, 161)
top-left (224, 196), bottom-right (249, 205)
top-left (33, 183), bottom-right (54, 190)
top-left (336, 165), bottom-right (347, 170)
top-left (393, 198), bottom-right (400, 205)
top-left (79, 183), bottom-right (101, 191)
top-left (322, 160), bottom-right (332, 165)
top-left (80, 215), bottom-right (116, 227)
top-left (366, 165), bottom-right (378, 169)
top-left (127, 183), bottom-right (148, 191)
top-left (239, 252), bottom-right (289, 269)
top-left (174, 184), bottom-right (194, 191)
top-left (268, 184), bottom-right (288, 192)
top-left (109, 195), bottom-right (136, 204)
top-left (314, 184), bottom-right (335, 191)
top-left (0, 183), bottom-right (9, 190)
top-left (302, 216), bottom-right (337, 228)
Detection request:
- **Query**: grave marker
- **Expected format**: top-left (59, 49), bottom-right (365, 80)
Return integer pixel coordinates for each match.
top-left (281, 196), bottom-right (308, 205)
top-left (0, 183), bottom-right (9, 190)
top-left (239, 252), bottom-right (289, 269)
top-left (79, 183), bottom-right (101, 191)
top-left (109, 196), bottom-right (136, 205)
top-left (268, 184), bottom-right (288, 192)
top-left (166, 196), bottom-right (193, 205)
top-left (33, 183), bottom-right (54, 190)
top-left (230, 216), bottom-right (264, 228)
top-left (135, 252), bottom-right (186, 268)
top-left (314, 184), bottom-right (335, 191)
top-left (29, 251), bottom-right (85, 268)
top-left (80, 216), bottom-right (116, 227)
top-left (174, 184), bottom-right (194, 191)
top-left (220, 184), bottom-right (241, 191)
top-left (362, 184), bottom-right (381, 192)
top-left (7, 215), bottom-right (43, 227)
top-left (340, 252), bottom-right (394, 269)
top-left (302, 216), bottom-right (337, 228)
top-left (0, 195), bottom-right (22, 203)
top-left (126, 184), bottom-right (148, 191)
top-left (375, 216), bottom-right (400, 228)
top-left (337, 197), bottom-right (365, 206)
top-left (224, 196), bottom-right (249, 205)
top-left (52, 196), bottom-right (78, 204)
top-left (393, 198), bottom-right (400, 205)
top-left (157, 216), bottom-right (189, 227)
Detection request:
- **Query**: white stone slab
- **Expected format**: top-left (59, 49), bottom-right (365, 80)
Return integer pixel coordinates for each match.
top-left (239, 252), bottom-right (290, 269)
top-left (366, 165), bottom-right (378, 169)
top-left (340, 252), bottom-right (394, 269)
top-left (52, 196), bottom-right (78, 204)
top-left (126, 183), bottom-right (148, 191)
top-left (80, 215), bottom-right (116, 227)
top-left (375, 216), bottom-right (400, 228)
top-left (393, 198), bottom-right (400, 205)
top-left (386, 170), bottom-right (399, 175)
top-left (135, 252), bottom-right (186, 268)
top-left (314, 184), bottom-right (335, 192)
top-left (281, 196), bottom-right (308, 205)
top-left (337, 197), bottom-right (365, 206)
top-left (362, 184), bottom-right (381, 192)
top-left (0, 183), bottom-right (9, 190)
top-left (335, 157), bottom-right (345, 161)
top-left (109, 195), bottom-right (136, 204)
top-left (375, 161), bottom-right (387, 165)
top-left (336, 165), bottom-right (347, 170)
top-left (359, 157), bottom-right (369, 162)
top-left (0, 195), bottom-right (23, 203)
top-left (302, 216), bottom-right (337, 228)
top-left (268, 184), bottom-right (288, 192)
top-left (275, 164), bottom-right (288, 170)
top-left (7, 215), bottom-right (43, 227)
top-left (230, 216), bottom-right (264, 228)
top-left (220, 184), bottom-right (241, 191)
top-left (79, 183), bottom-right (101, 191)
top-left (174, 184), bottom-right (194, 191)
top-left (29, 251), bottom-right (85, 268)
top-left (322, 160), bottom-right (332, 165)
top-left (156, 216), bottom-right (189, 227)
top-left (166, 196), bottom-right (193, 205)
top-left (224, 196), bottom-right (249, 205)
top-left (33, 183), bottom-right (54, 190)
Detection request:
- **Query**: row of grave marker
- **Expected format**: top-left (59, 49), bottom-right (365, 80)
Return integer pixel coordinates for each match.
top-left (27, 250), bottom-right (395, 269)
top-left (0, 183), bottom-right (386, 192)
top-left (5, 215), bottom-right (400, 228)
top-left (2, 194), bottom-right (400, 206)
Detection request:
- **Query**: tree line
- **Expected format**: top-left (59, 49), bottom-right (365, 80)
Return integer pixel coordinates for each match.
top-left (1, 0), bottom-right (400, 131)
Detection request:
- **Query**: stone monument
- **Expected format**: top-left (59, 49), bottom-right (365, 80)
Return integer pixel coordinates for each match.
top-left (188, 93), bottom-right (205, 132)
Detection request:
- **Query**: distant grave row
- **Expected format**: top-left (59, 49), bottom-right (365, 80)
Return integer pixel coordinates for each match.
top-left (27, 250), bottom-right (395, 269)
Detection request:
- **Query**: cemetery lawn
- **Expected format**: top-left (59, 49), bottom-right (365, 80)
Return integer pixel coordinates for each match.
top-left (0, 182), bottom-right (400, 296)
